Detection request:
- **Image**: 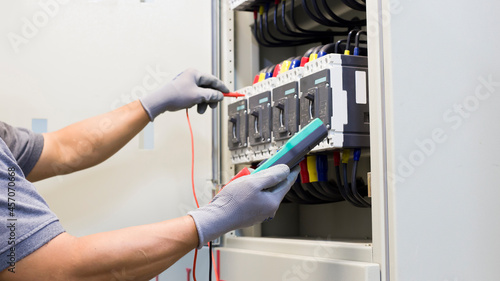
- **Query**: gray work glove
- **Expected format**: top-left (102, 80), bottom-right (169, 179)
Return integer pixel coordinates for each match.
top-left (140, 68), bottom-right (229, 120)
top-left (188, 164), bottom-right (300, 249)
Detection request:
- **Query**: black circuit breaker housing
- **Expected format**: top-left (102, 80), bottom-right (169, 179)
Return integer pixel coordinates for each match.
top-left (299, 69), bottom-right (333, 130)
top-left (300, 54), bottom-right (370, 149)
top-left (272, 81), bottom-right (300, 141)
top-left (248, 91), bottom-right (272, 146)
top-left (227, 99), bottom-right (248, 150)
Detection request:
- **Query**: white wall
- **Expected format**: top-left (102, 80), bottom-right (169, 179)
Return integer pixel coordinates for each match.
top-left (1, 0), bottom-right (214, 278)
top-left (369, 0), bottom-right (500, 280)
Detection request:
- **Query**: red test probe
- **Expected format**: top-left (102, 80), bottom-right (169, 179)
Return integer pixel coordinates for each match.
top-left (223, 92), bottom-right (245, 98)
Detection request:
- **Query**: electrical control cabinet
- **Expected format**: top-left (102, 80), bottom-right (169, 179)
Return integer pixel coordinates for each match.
top-left (301, 54), bottom-right (370, 151)
top-left (220, 1), bottom-right (376, 281)
top-left (219, 1), bottom-right (500, 281)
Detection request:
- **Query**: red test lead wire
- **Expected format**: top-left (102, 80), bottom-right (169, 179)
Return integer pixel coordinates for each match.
top-left (186, 109), bottom-right (199, 281)
top-left (186, 109), bottom-right (221, 281)
top-left (223, 92), bottom-right (245, 98)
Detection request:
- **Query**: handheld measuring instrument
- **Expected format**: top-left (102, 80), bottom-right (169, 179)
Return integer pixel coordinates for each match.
top-left (227, 118), bottom-right (328, 183)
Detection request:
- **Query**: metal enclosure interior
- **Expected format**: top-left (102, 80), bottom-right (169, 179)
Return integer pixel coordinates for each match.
top-left (219, 0), bottom-right (500, 280)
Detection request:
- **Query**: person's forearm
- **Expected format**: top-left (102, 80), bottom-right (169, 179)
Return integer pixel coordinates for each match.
top-left (1, 216), bottom-right (199, 281)
top-left (28, 100), bottom-right (150, 182)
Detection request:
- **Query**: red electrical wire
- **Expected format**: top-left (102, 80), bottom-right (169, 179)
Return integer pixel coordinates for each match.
top-left (186, 109), bottom-right (220, 281)
top-left (187, 109), bottom-right (200, 209)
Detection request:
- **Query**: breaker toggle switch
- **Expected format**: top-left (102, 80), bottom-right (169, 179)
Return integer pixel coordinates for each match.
top-left (229, 117), bottom-right (240, 145)
top-left (251, 109), bottom-right (263, 141)
top-left (276, 102), bottom-right (289, 134)
top-left (305, 90), bottom-right (316, 120)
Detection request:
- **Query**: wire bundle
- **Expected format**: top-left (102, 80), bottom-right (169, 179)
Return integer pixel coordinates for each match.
top-left (252, 0), bottom-right (366, 48)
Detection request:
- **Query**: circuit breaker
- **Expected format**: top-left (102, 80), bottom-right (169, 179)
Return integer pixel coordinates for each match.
top-left (228, 99), bottom-right (248, 149)
top-left (248, 77), bottom-right (279, 162)
top-left (300, 54), bottom-right (370, 151)
top-left (272, 67), bottom-right (303, 149)
top-left (248, 91), bottom-right (272, 146)
top-left (227, 87), bottom-right (251, 164)
top-left (299, 69), bottom-right (333, 130)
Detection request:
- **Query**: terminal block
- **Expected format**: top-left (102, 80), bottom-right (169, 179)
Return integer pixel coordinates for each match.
top-left (300, 54), bottom-right (370, 150)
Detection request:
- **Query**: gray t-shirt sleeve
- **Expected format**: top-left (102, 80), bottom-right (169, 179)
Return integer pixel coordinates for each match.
top-left (0, 121), bottom-right (44, 176)
top-left (0, 139), bottom-right (64, 272)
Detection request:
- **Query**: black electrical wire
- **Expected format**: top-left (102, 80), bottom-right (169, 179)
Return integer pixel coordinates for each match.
top-left (317, 180), bottom-right (342, 198)
top-left (259, 13), bottom-right (278, 46)
top-left (305, 181), bottom-right (334, 201)
top-left (253, 16), bottom-right (302, 48)
top-left (266, 5), bottom-right (301, 42)
top-left (255, 11), bottom-right (326, 48)
top-left (345, 28), bottom-right (360, 53)
top-left (303, 0), bottom-right (366, 28)
top-left (342, 163), bottom-right (369, 207)
top-left (302, 0), bottom-right (340, 27)
top-left (294, 182), bottom-right (328, 203)
top-left (209, 241), bottom-right (212, 281)
top-left (351, 160), bottom-right (371, 207)
top-left (274, 2), bottom-right (329, 40)
top-left (335, 39), bottom-right (346, 54)
top-left (341, 0), bottom-right (366, 11)
top-left (319, 42), bottom-right (336, 55)
top-left (320, 0), bottom-right (366, 27)
top-left (308, 180), bottom-right (337, 201)
top-left (334, 38), bottom-right (367, 54)
top-left (313, 0), bottom-right (347, 27)
top-left (285, 188), bottom-right (305, 203)
top-left (289, 0), bottom-right (349, 37)
top-left (310, 45), bottom-right (323, 57)
top-left (353, 30), bottom-right (368, 55)
top-left (263, 6), bottom-right (327, 46)
top-left (335, 165), bottom-right (348, 200)
top-left (303, 45), bottom-right (318, 57)
top-left (335, 165), bottom-right (364, 207)
top-left (355, 30), bottom-right (367, 48)
top-left (274, 3), bottom-right (316, 38)
top-left (319, 181), bottom-right (344, 201)
top-left (341, 163), bottom-right (365, 207)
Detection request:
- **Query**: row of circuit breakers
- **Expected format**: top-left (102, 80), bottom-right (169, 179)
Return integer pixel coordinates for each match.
top-left (228, 53), bottom-right (369, 164)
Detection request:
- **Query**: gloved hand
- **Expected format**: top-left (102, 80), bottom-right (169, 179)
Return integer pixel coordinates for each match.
top-left (140, 68), bottom-right (229, 120)
top-left (188, 164), bottom-right (300, 249)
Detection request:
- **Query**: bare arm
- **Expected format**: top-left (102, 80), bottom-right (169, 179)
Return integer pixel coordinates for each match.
top-left (0, 216), bottom-right (198, 281)
top-left (26, 68), bottom-right (229, 182)
top-left (27, 100), bottom-right (150, 182)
